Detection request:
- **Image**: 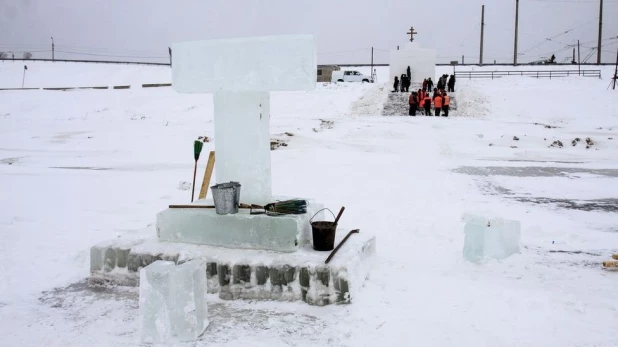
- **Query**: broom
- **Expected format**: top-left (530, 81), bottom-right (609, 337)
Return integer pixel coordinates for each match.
top-left (191, 140), bottom-right (204, 202)
top-left (264, 199), bottom-right (307, 215)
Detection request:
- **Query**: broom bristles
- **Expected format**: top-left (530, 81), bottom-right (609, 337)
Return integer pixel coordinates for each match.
top-left (265, 199), bottom-right (307, 214)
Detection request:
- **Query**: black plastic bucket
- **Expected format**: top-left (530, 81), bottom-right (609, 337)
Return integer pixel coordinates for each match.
top-left (310, 209), bottom-right (337, 251)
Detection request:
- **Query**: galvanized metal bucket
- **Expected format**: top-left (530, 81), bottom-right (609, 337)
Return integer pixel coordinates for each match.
top-left (219, 181), bottom-right (241, 206)
top-left (210, 182), bottom-right (241, 215)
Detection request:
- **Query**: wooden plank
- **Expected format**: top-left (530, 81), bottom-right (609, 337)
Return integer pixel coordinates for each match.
top-left (198, 151), bottom-right (216, 200)
top-left (603, 260), bottom-right (618, 268)
top-left (613, 254), bottom-right (618, 260)
top-left (113, 85), bottom-right (131, 89)
top-left (142, 83), bottom-right (172, 88)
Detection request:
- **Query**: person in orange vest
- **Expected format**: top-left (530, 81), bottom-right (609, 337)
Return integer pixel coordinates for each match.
top-left (416, 89), bottom-right (424, 115)
top-left (408, 91), bottom-right (418, 116)
top-left (434, 92), bottom-right (443, 117)
top-left (423, 93), bottom-right (432, 116)
top-left (442, 91), bottom-right (450, 117)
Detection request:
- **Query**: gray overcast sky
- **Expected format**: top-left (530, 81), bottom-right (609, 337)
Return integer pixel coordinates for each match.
top-left (1, 0), bottom-right (617, 64)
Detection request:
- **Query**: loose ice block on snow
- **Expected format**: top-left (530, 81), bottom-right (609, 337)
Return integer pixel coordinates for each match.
top-left (139, 260), bottom-right (209, 344)
top-left (172, 35), bottom-right (316, 93)
top-left (463, 216), bottom-right (521, 263)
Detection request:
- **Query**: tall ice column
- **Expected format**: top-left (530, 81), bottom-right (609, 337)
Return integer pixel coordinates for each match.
top-left (213, 92), bottom-right (271, 205)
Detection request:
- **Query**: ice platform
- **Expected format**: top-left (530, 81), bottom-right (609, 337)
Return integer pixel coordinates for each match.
top-left (156, 200), bottom-right (323, 252)
top-left (90, 226), bottom-right (376, 306)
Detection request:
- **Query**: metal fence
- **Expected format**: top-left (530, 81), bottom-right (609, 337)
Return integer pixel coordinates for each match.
top-left (0, 58), bottom-right (169, 66)
top-left (454, 70), bottom-right (602, 80)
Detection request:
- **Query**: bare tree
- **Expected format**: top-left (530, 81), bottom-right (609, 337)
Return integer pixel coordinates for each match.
top-left (0, 52), bottom-right (7, 59)
top-left (23, 52), bottom-right (32, 59)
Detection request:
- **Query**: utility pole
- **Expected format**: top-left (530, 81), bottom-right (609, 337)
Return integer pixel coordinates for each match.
top-left (462, 55), bottom-right (465, 64)
top-left (370, 47), bottom-right (374, 81)
top-left (572, 48), bottom-right (576, 64)
top-left (22, 65), bottom-right (27, 88)
top-left (168, 47), bottom-right (172, 67)
top-left (51, 37), bottom-right (55, 61)
top-left (480, 5), bottom-right (485, 66)
top-left (578, 40), bottom-right (581, 75)
top-left (514, 0), bottom-right (520, 65)
top-left (597, 0), bottom-right (603, 64)
top-left (612, 44), bottom-right (618, 90)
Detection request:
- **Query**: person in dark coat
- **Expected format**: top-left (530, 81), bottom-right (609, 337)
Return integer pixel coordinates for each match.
top-left (400, 74), bottom-right (406, 92)
top-left (426, 78), bottom-right (434, 92)
top-left (437, 79), bottom-right (443, 91)
top-left (448, 75), bottom-right (456, 92)
top-left (393, 76), bottom-right (399, 92)
top-left (407, 66), bottom-right (411, 80)
top-left (422, 79), bottom-right (428, 92)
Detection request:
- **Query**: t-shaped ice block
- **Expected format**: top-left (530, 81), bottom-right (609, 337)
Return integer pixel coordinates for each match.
top-left (172, 35), bottom-right (316, 93)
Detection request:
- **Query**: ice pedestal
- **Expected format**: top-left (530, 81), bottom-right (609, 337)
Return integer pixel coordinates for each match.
top-left (463, 215), bottom-right (521, 263)
top-left (139, 260), bottom-right (209, 344)
top-left (156, 200), bottom-right (323, 252)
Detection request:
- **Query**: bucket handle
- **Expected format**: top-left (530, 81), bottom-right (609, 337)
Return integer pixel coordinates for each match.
top-left (310, 208), bottom-right (336, 224)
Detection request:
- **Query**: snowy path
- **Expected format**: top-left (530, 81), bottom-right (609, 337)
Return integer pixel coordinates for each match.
top-left (1, 64), bottom-right (618, 346)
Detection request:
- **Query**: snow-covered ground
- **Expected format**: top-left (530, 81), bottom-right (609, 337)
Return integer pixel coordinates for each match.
top-left (1, 62), bottom-right (617, 346)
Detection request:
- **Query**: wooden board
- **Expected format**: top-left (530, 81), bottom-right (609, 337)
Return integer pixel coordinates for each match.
top-left (198, 151), bottom-right (215, 200)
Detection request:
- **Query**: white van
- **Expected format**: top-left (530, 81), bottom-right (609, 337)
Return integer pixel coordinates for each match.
top-left (331, 70), bottom-right (373, 83)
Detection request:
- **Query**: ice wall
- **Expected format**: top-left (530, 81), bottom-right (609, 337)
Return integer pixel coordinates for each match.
top-left (390, 42), bottom-right (437, 83)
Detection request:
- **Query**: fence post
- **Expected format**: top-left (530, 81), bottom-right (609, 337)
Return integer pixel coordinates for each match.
top-left (492, 71), bottom-right (494, 80)
top-left (550, 71), bottom-right (552, 80)
top-left (537, 71), bottom-right (539, 78)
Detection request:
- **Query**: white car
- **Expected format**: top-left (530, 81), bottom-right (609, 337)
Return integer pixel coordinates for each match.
top-left (332, 70), bottom-right (373, 83)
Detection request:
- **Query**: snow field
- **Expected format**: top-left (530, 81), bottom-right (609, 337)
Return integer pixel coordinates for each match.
top-left (1, 62), bottom-right (618, 346)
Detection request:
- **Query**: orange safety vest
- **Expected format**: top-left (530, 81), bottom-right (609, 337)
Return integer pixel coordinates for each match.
top-left (434, 96), bottom-right (443, 108)
top-left (443, 95), bottom-right (450, 106)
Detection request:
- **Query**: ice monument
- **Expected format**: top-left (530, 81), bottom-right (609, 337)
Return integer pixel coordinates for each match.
top-left (139, 260), bottom-right (208, 343)
top-left (89, 35), bottom-right (376, 307)
top-left (389, 26), bottom-right (436, 83)
top-left (463, 214), bottom-right (521, 263)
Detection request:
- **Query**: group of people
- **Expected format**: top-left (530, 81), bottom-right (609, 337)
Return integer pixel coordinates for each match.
top-left (393, 71), bottom-right (456, 94)
top-left (408, 88), bottom-right (451, 117)
top-left (393, 66), bottom-right (414, 92)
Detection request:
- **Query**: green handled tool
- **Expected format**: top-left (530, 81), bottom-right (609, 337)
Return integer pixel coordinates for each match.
top-left (191, 140), bottom-right (204, 202)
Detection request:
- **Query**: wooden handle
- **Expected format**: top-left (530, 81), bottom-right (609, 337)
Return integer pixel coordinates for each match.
top-left (334, 206), bottom-right (345, 225)
top-left (198, 151), bottom-right (216, 200)
top-left (325, 229), bottom-right (359, 264)
top-left (169, 204), bottom-right (257, 209)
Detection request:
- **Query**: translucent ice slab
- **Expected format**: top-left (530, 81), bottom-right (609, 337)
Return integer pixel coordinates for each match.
top-left (172, 35), bottom-right (316, 93)
top-left (463, 215), bottom-right (521, 263)
top-left (139, 260), bottom-right (208, 343)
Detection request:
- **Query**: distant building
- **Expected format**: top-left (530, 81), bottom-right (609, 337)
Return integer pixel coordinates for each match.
top-left (317, 65), bottom-right (340, 82)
